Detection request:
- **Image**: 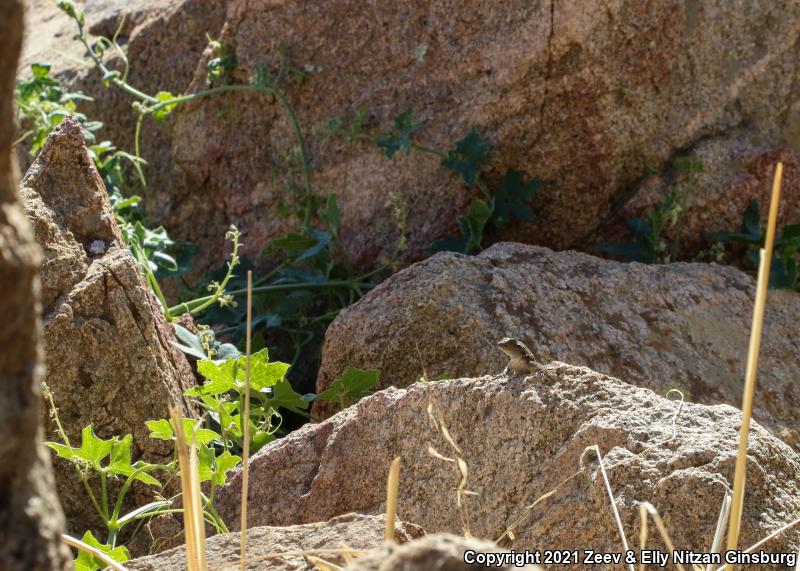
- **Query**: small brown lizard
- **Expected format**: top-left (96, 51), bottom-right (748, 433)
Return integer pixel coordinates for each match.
top-left (497, 337), bottom-right (557, 379)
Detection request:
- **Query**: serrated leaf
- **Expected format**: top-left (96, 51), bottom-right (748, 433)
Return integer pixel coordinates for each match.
top-left (47, 425), bottom-right (113, 470)
top-left (145, 418), bottom-right (219, 447)
top-left (441, 129), bottom-right (491, 185)
top-left (318, 368), bottom-right (380, 405)
top-left (459, 198), bottom-right (492, 253)
top-left (73, 530), bottom-right (130, 571)
top-left (375, 108), bottom-right (421, 159)
top-left (318, 192), bottom-right (341, 237)
top-left (491, 170), bottom-right (540, 227)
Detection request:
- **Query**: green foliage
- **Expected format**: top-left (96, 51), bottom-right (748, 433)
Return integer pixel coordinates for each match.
top-left (318, 367), bottom-right (380, 410)
top-left (492, 170), bottom-right (540, 227)
top-left (73, 531), bottom-right (130, 571)
top-left (441, 129), bottom-right (491, 186)
top-left (376, 108), bottom-right (421, 159)
top-left (14, 63), bottom-right (98, 155)
top-left (206, 36), bottom-right (237, 86)
top-left (354, 109), bottom-right (543, 254)
top-left (186, 348), bottom-right (307, 453)
top-left (711, 200), bottom-right (800, 289)
top-left (47, 425), bottom-right (161, 487)
top-left (595, 156), bottom-right (703, 264)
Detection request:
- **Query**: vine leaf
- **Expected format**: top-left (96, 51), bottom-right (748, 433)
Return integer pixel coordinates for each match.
top-left (318, 368), bottom-right (380, 405)
top-left (74, 531), bottom-right (129, 571)
top-left (442, 129), bottom-right (491, 185)
top-left (491, 169), bottom-right (541, 227)
top-left (376, 108), bottom-right (421, 159)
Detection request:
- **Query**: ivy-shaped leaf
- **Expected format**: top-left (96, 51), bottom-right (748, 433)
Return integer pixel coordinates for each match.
top-left (318, 368), bottom-right (380, 408)
top-left (145, 418), bottom-right (220, 447)
top-left (197, 444), bottom-right (241, 486)
top-left (442, 129), bottom-right (491, 185)
top-left (73, 530), bottom-right (129, 571)
top-left (318, 192), bottom-right (341, 237)
top-left (458, 198), bottom-right (492, 253)
top-left (376, 108), bottom-right (421, 159)
top-left (491, 170), bottom-right (541, 228)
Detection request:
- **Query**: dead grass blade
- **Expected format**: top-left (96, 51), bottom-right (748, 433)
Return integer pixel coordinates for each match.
top-left (726, 162), bottom-right (783, 564)
top-left (170, 405), bottom-right (207, 571)
top-left (385, 456), bottom-right (401, 541)
top-left (591, 445), bottom-right (634, 571)
top-left (61, 534), bottom-right (130, 571)
top-left (240, 270), bottom-right (253, 571)
top-left (639, 502), bottom-right (686, 571)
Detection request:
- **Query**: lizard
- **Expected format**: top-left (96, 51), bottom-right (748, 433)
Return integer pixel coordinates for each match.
top-left (497, 337), bottom-right (557, 379)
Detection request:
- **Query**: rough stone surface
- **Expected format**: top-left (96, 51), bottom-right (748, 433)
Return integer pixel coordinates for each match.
top-left (315, 242), bottom-right (800, 450)
top-left (0, 1), bottom-right (72, 568)
top-left (18, 1), bottom-right (800, 275)
top-left (64, 0), bottom-right (800, 273)
top-left (598, 130), bottom-right (800, 257)
top-left (346, 534), bottom-right (541, 571)
top-left (219, 369), bottom-right (800, 559)
top-left (19, 117), bottom-right (196, 537)
top-left (125, 514), bottom-right (424, 571)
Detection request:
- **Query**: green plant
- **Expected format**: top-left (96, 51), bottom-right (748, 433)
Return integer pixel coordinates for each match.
top-left (42, 385), bottom-right (170, 549)
top-left (711, 200), bottom-right (800, 289)
top-left (73, 530), bottom-right (130, 571)
top-left (184, 348), bottom-right (308, 454)
top-left (317, 367), bottom-right (380, 410)
top-left (595, 156), bottom-right (703, 263)
top-left (332, 108), bottom-right (543, 254)
top-left (13, 63), bottom-right (100, 155)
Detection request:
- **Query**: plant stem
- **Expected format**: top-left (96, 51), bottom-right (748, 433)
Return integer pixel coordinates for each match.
top-left (168, 280), bottom-right (360, 316)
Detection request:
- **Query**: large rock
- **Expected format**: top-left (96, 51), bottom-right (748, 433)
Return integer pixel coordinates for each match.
top-left (19, 1), bottom-right (800, 274)
top-left (125, 513), bottom-right (423, 571)
top-left (19, 117), bottom-right (196, 536)
top-left (346, 534), bottom-right (541, 571)
top-left (315, 242), bottom-right (800, 450)
top-left (218, 369), bottom-right (800, 559)
top-left (0, 0), bottom-right (72, 568)
top-left (597, 131), bottom-right (800, 257)
top-left (36, 0), bottom-right (800, 273)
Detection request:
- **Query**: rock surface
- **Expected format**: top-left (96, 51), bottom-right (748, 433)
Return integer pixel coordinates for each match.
top-left (315, 242), bottom-right (800, 450)
top-left (219, 368), bottom-right (800, 559)
top-left (0, 1), bottom-right (72, 568)
top-left (598, 131), bottom-right (800, 258)
top-left (125, 513), bottom-right (423, 571)
top-left (345, 534), bottom-right (541, 571)
top-left (19, 117), bottom-right (196, 536)
top-left (29, 0), bottom-right (800, 273)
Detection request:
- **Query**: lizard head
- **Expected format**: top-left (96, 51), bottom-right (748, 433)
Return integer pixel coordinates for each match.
top-left (497, 337), bottom-right (525, 357)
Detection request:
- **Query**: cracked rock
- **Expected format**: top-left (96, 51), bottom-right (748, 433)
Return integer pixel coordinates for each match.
top-left (315, 243), bottom-right (800, 453)
top-left (19, 117), bottom-right (196, 542)
top-left (219, 368), bottom-right (800, 561)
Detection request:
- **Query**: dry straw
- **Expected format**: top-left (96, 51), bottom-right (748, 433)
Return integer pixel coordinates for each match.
top-left (170, 404), bottom-right (208, 571)
top-left (726, 162), bottom-right (783, 563)
top-left (240, 270), bottom-right (254, 571)
top-left (385, 456), bottom-right (401, 541)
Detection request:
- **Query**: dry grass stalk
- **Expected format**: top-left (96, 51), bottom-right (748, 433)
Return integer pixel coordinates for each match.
top-left (385, 456), bottom-right (401, 541)
top-left (706, 491), bottom-right (731, 571)
top-left (426, 399), bottom-right (476, 537)
top-left (591, 445), bottom-right (634, 571)
top-left (726, 162), bottom-right (783, 562)
top-left (170, 405), bottom-right (207, 571)
top-left (240, 270), bottom-right (254, 571)
top-left (61, 533), bottom-right (130, 571)
top-left (497, 391), bottom-right (685, 545)
top-left (639, 502), bottom-right (686, 571)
